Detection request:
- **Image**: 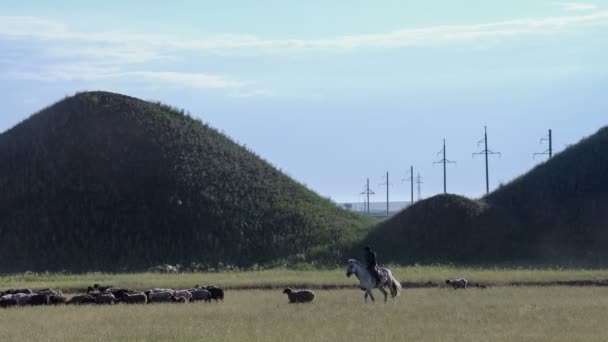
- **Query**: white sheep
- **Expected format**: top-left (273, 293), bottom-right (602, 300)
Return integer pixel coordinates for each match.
top-left (282, 288), bottom-right (315, 303)
top-left (148, 290), bottom-right (174, 303)
top-left (446, 278), bottom-right (468, 289)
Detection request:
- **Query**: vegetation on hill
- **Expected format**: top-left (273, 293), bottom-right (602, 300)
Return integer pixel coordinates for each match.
top-left (0, 91), bottom-right (371, 272)
top-left (361, 126), bottom-right (608, 266)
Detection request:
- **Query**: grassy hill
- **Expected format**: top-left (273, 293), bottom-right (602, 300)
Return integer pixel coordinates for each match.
top-left (361, 126), bottom-right (608, 266)
top-left (0, 91), bottom-right (371, 272)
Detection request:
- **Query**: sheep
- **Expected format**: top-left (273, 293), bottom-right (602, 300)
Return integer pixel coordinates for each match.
top-left (93, 284), bottom-right (115, 292)
top-left (93, 292), bottom-right (116, 305)
top-left (15, 293), bottom-right (33, 306)
top-left (148, 290), bottom-right (174, 303)
top-left (0, 295), bottom-right (18, 308)
top-left (446, 278), bottom-right (468, 289)
top-left (188, 289), bottom-right (212, 302)
top-left (282, 288), bottom-right (315, 303)
top-left (121, 292), bottom-right (147, 304)
top-left (2, 288), bottom-right (32, 295)
top-left (27, 294), bottom-right (50, 306)
top-left (38, 288), bottom-right (63, 297)
top-left (203, 285), bottom-right (224, 302)
top-left (66, 295), bottom-right (96, 305)
top-left (172, 296), bottom-right (189, 304)
top-left (48, 294), bottom-right (67, 305)
top-left (173, 290), bottom-right (192, 302)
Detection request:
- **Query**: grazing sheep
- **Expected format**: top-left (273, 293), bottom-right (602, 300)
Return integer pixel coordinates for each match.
top-left (446, 278), bottom-right (468, 289)
top-left (121, 292), bottom-right (147, 304)
top-left (205, 286), bottom-right (224, 302)
top-left (188, 289), bottom-right (212, 302)
top-left (282, 288), bottom-right (315, 303)
top-left (48, 294), bottom-right (67, 305)
top-left (2, 288), bottom-right (33, 295)
top-left (93, 284), bottom-right (114, 292)
top-left (171, 296), bottom-right (189, 303)
top-left (28, 294), bottom-right (50, 306)
top-left (148, 290), bottom-right (174, 303)
top-left (173, 290), bottom-right (192, 302)
top-left (15, 293), bottom-right (33, 306)
top-left (0, 296), bottom-right (18, 308)
top-left (93, 293), bottom-right (116, 305)
top-left (38, 288), bottom-right (63, 297)
top-left (66, 295), bottom-right (96, 305)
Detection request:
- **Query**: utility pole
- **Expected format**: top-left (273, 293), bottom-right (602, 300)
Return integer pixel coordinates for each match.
top-left (402, 165), bottom-right (414, 205)
top-left (360, 178), bottom-right (375, 215)
top-left (379, 172), bottom-right (391, 215)
top-left (473, 126), bottom-right (501, 195)
top-left (433, 139), bottom-right (456, 194)
top-left (415, 173), bottom-right (423, 201)
top-left (534, 129), bottom-right (553, 159)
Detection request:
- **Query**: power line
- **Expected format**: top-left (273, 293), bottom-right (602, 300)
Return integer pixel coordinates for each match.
top-left (415, 173), bottom-right (423, 201)
top-left (402, 165), bottom-right (414, 205)
top-left (433, 139), bottom-right (456, 194)
top-left (534, 129), bottom-right (553, 159)
top-left (473, 126), bottom-right (501, 194)
top-left (360, 178), bottom-right (375, 215)
top-left (379, 171), bottom-right (392, 215)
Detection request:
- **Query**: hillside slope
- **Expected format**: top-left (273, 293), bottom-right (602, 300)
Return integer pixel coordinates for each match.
top-left (361, 126), bottom-right (608, 265)
top-left (0, 91), bottom-right (371, 272)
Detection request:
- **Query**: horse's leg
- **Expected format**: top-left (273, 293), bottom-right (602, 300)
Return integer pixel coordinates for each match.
top-left (364, 291), bottom-right (368, 303)
top-left (379, 287), bottom-right (388, 303)
top-left (368, 289), bottom-right (375, 302)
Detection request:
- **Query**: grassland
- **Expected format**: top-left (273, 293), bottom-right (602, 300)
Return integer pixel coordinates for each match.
top-left (2, 266), bottom-right (608, 293)
top-left (1, 287), bottom-right (608, 341)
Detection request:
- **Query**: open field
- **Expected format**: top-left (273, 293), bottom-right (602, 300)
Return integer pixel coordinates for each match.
top-left (2, 266), bottom-right (608, 293)
top-left (1, 287), bottom-right (608, 341)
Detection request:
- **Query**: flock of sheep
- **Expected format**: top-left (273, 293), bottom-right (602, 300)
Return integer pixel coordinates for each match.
top-left (1, 278), bottom-right (481, 308)
top-left (0, 283), bottom-right (224, 308)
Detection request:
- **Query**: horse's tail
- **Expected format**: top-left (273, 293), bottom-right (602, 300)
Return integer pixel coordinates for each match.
top-left (390, 273), bottom-right (402, 298)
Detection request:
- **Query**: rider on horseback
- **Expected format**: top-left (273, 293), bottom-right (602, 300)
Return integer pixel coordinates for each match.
top-left (364, 245), bottom-right (382, 286)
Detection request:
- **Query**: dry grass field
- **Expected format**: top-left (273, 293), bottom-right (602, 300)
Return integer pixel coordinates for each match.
top-left (1, 287), bottom-right (608, 342)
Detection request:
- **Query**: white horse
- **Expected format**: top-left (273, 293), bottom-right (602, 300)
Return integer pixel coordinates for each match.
top-left (346, 259), bottom-right (402, 303)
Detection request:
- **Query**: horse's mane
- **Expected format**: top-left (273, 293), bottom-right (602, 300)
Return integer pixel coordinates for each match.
top-left (347, 259), bottom-right (363, 267)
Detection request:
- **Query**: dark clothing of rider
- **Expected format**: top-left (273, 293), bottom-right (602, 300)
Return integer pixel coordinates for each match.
top-left (364, 246), bottom-right (381, 285)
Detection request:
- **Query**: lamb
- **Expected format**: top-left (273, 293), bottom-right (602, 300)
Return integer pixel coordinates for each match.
top-left (147, 290), bottom-right (174, 303)
top-left (67, 295), bottom-right (96, 305)
top-left (282, 288), bottom-right (315, 303)
top-left (188, 289), bottom-right (212, 302)
top-left (121, 292), bottom-right (147, 304)
top-left (446, 278), bottom-right (468, 289)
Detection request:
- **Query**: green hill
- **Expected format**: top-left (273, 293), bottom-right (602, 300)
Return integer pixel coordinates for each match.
top-left (361, 126), bottom-right (608, 266)
top-left (0, 91), bottom-right (371, 272)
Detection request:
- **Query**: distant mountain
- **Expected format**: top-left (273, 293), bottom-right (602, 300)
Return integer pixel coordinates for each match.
top-left (0, 91), bottom-right (371, 272)
top-left (360, 126), bottom-right (608, 266)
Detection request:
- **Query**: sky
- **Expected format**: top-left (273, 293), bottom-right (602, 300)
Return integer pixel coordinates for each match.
top-left (1, 0), bottom-right (607, 203)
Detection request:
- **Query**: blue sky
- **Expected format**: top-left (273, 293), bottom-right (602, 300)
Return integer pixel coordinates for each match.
top-left (1, 0), bottom-right (607, 202)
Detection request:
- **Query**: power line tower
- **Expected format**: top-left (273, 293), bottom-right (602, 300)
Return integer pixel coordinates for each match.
top-left (402, 165), bottom-right (414, 205)
top-left (433, 139), bottom-right (456, 194)
top-left (379, 171), bottom-right (392, 215)
top-left (415, 173), bottom-right (423, 201)
top-left (360, 178), bottom-right (375, 215)
top-left (473, 126), bottom-right (501, 194)
top-left (534, 129), bottom-right (553, 159)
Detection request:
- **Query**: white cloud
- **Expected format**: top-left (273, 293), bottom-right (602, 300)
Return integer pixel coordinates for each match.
top-left (1, 11), bottom-right (608, 54)
top-left (558, 3), bottom-right (598, 11)
top-left (5, 64), bottom-right (243, 89)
